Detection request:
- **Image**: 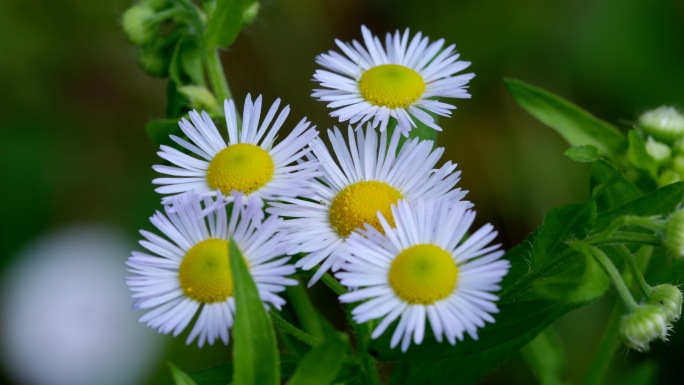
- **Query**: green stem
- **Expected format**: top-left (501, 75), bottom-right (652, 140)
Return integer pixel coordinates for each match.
top-left (270, 310), bottom-right (320, 347)
top-left (285, 284), bottom-right (325, 340)
top-left (613, 244), bottom-right (653, 299)
top-left (351, 314), bottom-right (382, 385)
top-left (582, 301), bottom-right (623, 385)
top-left (321, 272), bottom-right (348, 295)
top-left (205, 49), bottom-right (231, 104)
top-left (521, 327), bottom-right (566, 385)
top-left (589, 232), bottom-right (661, 246)
top-left (585, 244), bottom-right (638, 311)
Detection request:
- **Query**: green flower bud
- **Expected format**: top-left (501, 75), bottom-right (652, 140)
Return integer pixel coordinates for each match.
top-left (638, 106), bottom-right (684, 143)
top-left (619, 304), bottom-right (669, 352)
top-left (122, 4), bottom-right (158, 46)
top-left (665, 210), bottom-right (684, 258)
top-left (645, 136), bottom-right (672, 166)
top-left (138, 44), bottom-right (171, 78)
top-left (648, 284), bottom-right (683, 323)
top-left (177, 85), bottom-right (219, 115)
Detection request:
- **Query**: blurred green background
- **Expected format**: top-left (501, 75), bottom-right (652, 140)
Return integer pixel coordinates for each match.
top-left (1, 0), bottom-right (683, 384)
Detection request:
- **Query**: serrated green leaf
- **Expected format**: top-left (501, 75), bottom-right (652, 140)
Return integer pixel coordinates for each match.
top-left (628, 130), bottom-right (659, 178)
top-left (230, 239), bottom-right (279, 385)
top-left (505, 79), bottom-right (626, 158)
top-left (205, 0), bottom-right (243, 49)
top-left (286, 336), bottom-right (347, 385)
top-left (169, 363), bottom-right (199, 385)
top-left (145, 118), bottom-right (182, 146)
top-left (564, 145), bottom-right (600, 163)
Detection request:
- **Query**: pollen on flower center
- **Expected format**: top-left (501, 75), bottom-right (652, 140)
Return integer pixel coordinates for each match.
top-left (178, 238), bottom-right (234, 303)
top-left (358, 64), bottom-right (426, 109)
top-left (207, 143), bottom-right (275, 195)
top-left (328, 181), bottom-right (403, 238)
top-left (389, 244), bottom-right (458, 304)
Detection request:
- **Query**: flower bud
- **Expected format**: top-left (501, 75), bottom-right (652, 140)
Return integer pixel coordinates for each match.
top-left (122, 4), bottom-right (158, 46)
top-left (619, 304), bottom-right (669, 352)
top-left (638, 106), bottom-right (684, 143)
top-left (664, 210), bottom-right (684, 258)
top-left (138, 44), bottom-right (171, 78)
top-left (178, 85), bottom-right (219, 114)
top-left (648, 284), bottom-right (683, 323)
top-left (645, 136), bottom-right (672, 166)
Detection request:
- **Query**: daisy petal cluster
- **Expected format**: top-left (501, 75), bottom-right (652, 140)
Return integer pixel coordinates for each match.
top-left (153, 94), bottom-right (319, 206)
top-left (126, 192), bottom-right (297, 346)
top-left (269, 124), bottom-right (468, 286)
top-left (337, 199), bottom-right (510, 352)
top-left (313, 25), bottom-right (474, 135)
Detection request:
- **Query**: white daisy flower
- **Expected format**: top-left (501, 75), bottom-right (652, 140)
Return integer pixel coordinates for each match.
top-left (153, 94), bottom-right (319, 206)
top-left (337, 199), bottom-right (510, 352)
top-left (268, 124), bottom-right (468, 286)
top-left (126, 192), bottom-right (297, 347)
top-left (313, 25), bottom-right (474, 135)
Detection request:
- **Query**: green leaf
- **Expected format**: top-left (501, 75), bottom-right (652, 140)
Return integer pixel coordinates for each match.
top-left (286, 336), bottom-right (348, 385)
top-left (170, 36), bottom-right (205, 87)
top-left (628, 130), bottom-right (659, 178)
top-left (505, 79), bottom-right (626, 158)
top-left (564, 145), bottom-right (599, 163)
top-left (169, 363), bottom-right (199, 385)
top-left (205, 0), bottom-right (243, 50)
top-left (145, 118), bottom-right (183, 146)
top-left (533, 252), bottom-right (609, 304)
top-left (230, 239), bottom-right (279, 385)
top-left (590, 160), bottom-right (642, 212)
top-left (593, 181), bottom-right (684, 231)
top-left (520, 328), bottom-right (567, 385)
top-left (621, 361), bottom-right (658, 385)
top-left (166, 80), bottom-right (189, 118)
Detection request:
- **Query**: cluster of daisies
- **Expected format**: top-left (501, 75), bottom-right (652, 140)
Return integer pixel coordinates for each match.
top-left (127, 26), bottom-right (510, 351)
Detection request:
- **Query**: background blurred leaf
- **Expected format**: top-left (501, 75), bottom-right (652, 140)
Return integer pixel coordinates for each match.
top-left (590, 160), bottom-right (642, 212)
top-left (230, 239), bottom-right (279, 385)
top-left (505, 79), bottom-right (627, 158)
top-left (205, 0), bottom-right (243, 50)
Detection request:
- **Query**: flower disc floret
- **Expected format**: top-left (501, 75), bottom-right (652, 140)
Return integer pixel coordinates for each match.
top-left (207, 143), bottom-right (275, 195)
top-left (329, 181), bottom-right (403, 237)
top-left (178, 239), bottom-right (233, 303)
top-left (359, 64), bottom-right (425, 109)
top-left (389, 244), bottom-right (457, 304)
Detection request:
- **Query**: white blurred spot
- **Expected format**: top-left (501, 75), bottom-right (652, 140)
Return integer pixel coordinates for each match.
top-left (1, 225), bottom-right (165, 385)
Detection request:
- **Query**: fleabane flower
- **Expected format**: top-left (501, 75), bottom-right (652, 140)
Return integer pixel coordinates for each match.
top-left (336, 199), bottom-right (510, 352)
top-left (268, 124), bottom-right (468, 286)
top-left (153, 94), bottom-right (319, 206)
top-left (313, 25), bottom-right (474, 135)
top-left (126, 192), bottom-right (297, 347)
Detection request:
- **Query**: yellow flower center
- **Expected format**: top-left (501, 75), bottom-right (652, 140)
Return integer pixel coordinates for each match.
top-left (389, 244), bottom-right (458, 304)
top-left (178, 239), bottom-right (234, 303)
top-left (358, 64), bottom-right (426, 109)
top-left (328, 181), bottom-right (403, 238)
top-left (207, 143), bottom-right (274, 195)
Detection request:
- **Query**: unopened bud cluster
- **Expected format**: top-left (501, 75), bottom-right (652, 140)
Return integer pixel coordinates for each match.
top-left (619, 304), bottom-right (670, 352)
top-left (636, 106), bottom-right (684, 186)
top-left (664, 209), bottom-right (684, 258)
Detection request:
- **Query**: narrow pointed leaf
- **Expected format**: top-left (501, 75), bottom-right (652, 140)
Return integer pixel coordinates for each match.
top-left (505, 79), bottom-right (626, 157)
top-left (230, 239), bottom-right (279, 385)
